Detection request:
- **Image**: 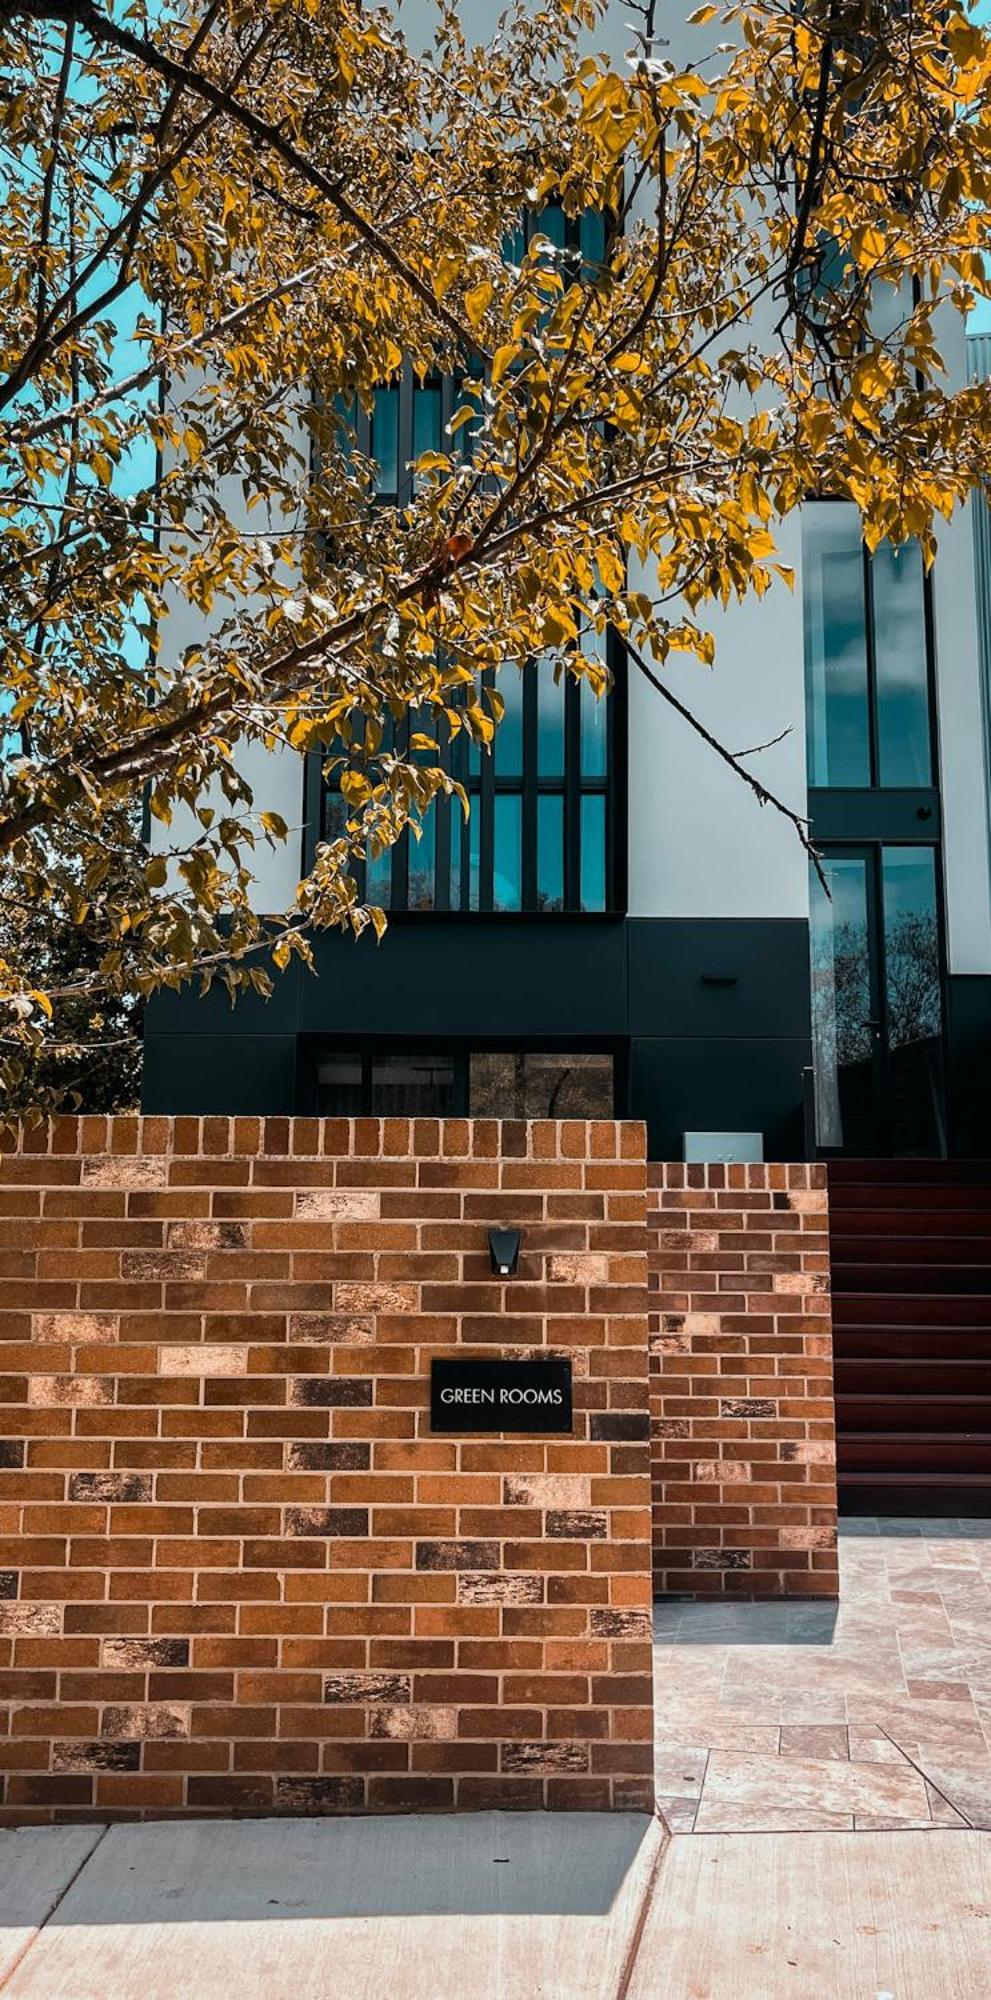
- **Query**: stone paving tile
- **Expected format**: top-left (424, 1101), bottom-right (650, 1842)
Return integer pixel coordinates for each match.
top-left (694, 1803), bottom-right (856, 1833)
top-left (698, 1750), bottom-right (930, 1823)
top-left (778, 1724), bottom-right (850, 1761)
top-left (654, 1521), bottom-right (991, 1837)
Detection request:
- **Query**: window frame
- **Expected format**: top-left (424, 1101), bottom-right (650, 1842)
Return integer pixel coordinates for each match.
top-left (301, 1036), bottom-right (624, 1118)
top-left (303, 632), bottom-right (626, 919)
top-left (803, 497), bottom-right (940, 800)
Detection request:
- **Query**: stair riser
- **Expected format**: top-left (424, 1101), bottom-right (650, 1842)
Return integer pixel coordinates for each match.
top-left (833, 1265), bottom-right (991, 1295)
top-left (832, 1237), bottom-right (991, 1264)
top-left (832, 1212), bottom-right (991, 1237)
top-left (835, 1329), bottom-right (991, 1362)
top-left (836, 1361), bottom-right (991, 1395)
top-left (828, 1161), bottom-right (991, 1186)
top-left (837, 1396), bottom-right (991, 1432)
top-left (833, 1294), bottom-right (991, 1325)
top-left (839, 1437), bottom-right (991, 1473)
top-left (839, 1479), bottom-right (991, 1518)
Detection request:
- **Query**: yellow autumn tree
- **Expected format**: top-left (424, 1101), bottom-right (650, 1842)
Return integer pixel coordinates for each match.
top-left (2, 0), bottom-right (991, 1107)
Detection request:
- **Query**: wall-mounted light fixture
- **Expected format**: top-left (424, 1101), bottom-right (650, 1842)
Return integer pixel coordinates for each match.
top-left (488, 1227), bottom-right (521, 1277)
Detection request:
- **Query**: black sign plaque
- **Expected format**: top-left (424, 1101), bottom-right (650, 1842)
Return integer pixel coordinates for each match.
top-left (430, 1356), bottom-right (573, 1434)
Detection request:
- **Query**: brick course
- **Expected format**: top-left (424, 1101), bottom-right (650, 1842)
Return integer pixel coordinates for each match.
top-left (0, 1116), bottom-right (653, 1822)
top-left (648, 1162), bottom-right (838, 1598)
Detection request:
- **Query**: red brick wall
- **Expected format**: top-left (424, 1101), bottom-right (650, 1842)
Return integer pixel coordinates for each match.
top-left (648, 1163), bottom-right (838, 1598)
top-left (0, 1116), bottom-right (654, 1822)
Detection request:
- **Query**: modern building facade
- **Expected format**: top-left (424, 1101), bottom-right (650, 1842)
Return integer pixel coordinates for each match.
top-left (142, 6), bottom-right (991, 1169)
top-left (143, 353), bottom-right (991, 1167)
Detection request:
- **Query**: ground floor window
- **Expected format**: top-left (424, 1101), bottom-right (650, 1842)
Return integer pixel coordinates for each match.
top-left (809, 843), bottom-right (945, 1155)
top-left (314, 1047), bottom-right (615, 1119)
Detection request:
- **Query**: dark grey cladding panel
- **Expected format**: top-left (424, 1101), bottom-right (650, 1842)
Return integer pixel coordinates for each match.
top-left (295, 917), bottom-right (629, 1038)
top-left (144, 915), bottom-right (808, 1047)
top-left (626, 919), bottom-right (811, 1040)
top-left (142, 1034), bottom-right (297, 1114)
top-left (145, 962), bottom-right (302, 1032)
top-left (945, 976), bottom-right (991, 1158)
top-left (629, 1035), bottom-right (811, 1162)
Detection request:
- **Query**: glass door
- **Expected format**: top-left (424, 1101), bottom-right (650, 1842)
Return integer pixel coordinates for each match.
top-left (810, 845), bottom-right (946, 1156)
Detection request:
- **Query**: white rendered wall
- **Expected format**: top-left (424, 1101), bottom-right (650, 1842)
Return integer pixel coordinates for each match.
top-left (153, 374), bottom-right (306, 916)
top-left (626, 525), bottom-right (810, 919)
top-left (933, 312), bottom-right (991, 975)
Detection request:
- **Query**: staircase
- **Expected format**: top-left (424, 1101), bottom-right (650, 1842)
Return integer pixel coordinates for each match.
top-left (828, 1160), bottom-right (991, 1516)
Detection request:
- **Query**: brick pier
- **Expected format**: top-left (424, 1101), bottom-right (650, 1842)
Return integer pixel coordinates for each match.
top-left (647, 1163), bottom-right (838, 1598)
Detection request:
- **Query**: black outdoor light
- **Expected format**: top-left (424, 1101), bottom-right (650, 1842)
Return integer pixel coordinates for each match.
top-left (488, 1227), bottom-right (522, 1277)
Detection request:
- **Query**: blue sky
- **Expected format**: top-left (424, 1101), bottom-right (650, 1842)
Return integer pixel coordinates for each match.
top-left (968, 0), bottom-right (991, 331)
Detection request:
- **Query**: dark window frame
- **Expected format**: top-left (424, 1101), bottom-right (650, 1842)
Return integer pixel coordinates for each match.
top-left (804, 500), bottom-right (939, 795)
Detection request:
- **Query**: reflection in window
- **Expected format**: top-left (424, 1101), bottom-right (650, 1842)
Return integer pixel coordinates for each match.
top-left (882, 848), bottom-right (941, 1053)
top-left (803, 505), bottom-right (932, 790)
top-left (803, 505), bottom-right (871, 787)
top-left (809, 855), bottom-right (873, 1149)
top-left (317, 1051), bottom-right (458, 1116)
top-left (809, 845), bottom-right (944, 1154)
top-left (371, 1052), bottom-right (456, 1116)
top-left (469, 1051), bottom-right (614, 1118)
top-left (315, 1053), bottom-right (363, 1116)
top-left (873, 542), bottom-right (932, 786)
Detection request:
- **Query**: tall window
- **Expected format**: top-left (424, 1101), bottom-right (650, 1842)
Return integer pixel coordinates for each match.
top-left (319, 644), bottom-right (617, 914)
top-left (803, 502), bottom-right (933, 788)
top-left (320, 205), bottom-right (619, 912)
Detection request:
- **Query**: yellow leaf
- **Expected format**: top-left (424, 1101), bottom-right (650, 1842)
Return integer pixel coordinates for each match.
top-left (464, 279), bottom-right (494, 329)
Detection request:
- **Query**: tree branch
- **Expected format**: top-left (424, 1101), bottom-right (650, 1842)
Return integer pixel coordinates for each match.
top-left (623, 635), bottom-right (825, 888)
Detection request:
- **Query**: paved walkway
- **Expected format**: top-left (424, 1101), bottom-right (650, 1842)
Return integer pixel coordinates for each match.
top-left (654, 1520), bottom-right (991, 1834)
top-left (3, 1524), bottom-right (991, 1998)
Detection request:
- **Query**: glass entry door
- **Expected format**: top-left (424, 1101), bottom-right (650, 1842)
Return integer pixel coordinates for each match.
top-left (810, 845), bottom-right (946, 1156)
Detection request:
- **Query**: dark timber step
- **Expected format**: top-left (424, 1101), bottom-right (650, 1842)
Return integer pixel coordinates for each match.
top-left (840, 1474), bottom-right (991, 1518)
top-left (832, 1235), bottom-right (991, 1264)
top-left (833, 1264), bottom-right (991, 1294)
top-left (832, 1210), bottom-right (991, 1237)
top-left (833, 1292), bottom-right (991, 1326)
top-left (835, 1327), bottom-right (991, 1363)
top-left (838, 1433), bottom-right (991, 1474)
top-left (836, 1357), bottom-right (991, 1395)
top-left (828, 1160), bottom-right (991, 1186)
top-left (828, 1162), bottom-right (991, 1516)
top-left (837, 1395), bottom-right (991, 1433)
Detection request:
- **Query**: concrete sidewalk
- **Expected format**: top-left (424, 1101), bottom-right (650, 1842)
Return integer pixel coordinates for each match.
top-left (2, 1814), bottom-right (990, 2000)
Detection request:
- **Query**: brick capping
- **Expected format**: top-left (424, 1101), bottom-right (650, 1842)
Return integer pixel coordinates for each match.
top-left (648, 1161), bottom-right (839, 1599)
top-left (0, 1116), bottom-right (653, 1822)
